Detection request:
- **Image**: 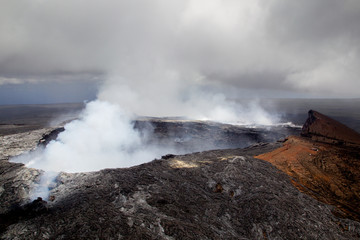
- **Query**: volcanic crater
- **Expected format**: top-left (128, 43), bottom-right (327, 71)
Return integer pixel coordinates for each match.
top-left (0, 107), bottom-right (360, 239)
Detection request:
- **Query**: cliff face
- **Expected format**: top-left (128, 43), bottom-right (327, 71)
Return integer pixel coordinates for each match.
top-left (257, 110), bottom-right (360, 222)
top-left (301, 110), bottom-right (360, 146)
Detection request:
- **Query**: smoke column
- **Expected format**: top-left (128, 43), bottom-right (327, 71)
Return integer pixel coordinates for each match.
top-left (13, 95), bottom-right (279, 173)
top-left (8, 0), bottom-right (295, 200)
top-left (13, 100), bottom-right (169, 172)
top-left (11, 75), bottom-right (281, 201)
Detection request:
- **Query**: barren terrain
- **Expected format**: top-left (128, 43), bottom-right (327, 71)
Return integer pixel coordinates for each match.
top-left (0, 105), bottom-right (359, 239)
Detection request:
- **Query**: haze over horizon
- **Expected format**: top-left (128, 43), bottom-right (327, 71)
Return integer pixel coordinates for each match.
top-left (0, 0), bottom-right (359, 106)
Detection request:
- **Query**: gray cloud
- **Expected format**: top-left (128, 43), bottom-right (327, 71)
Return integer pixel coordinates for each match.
top-left (1, 0), bottom-right (359, 102)
top-left (266, 1), bottom-right (360, 44)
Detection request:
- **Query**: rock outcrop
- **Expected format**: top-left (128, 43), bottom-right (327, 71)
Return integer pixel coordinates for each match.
top-left (301, 110), bottom-right (360, 146)
top-left (257, 110), bottom-right (360, 222)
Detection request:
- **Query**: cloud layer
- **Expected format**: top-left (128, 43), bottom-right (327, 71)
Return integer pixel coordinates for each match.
top-left (1, 0), bottom-right (359, 98)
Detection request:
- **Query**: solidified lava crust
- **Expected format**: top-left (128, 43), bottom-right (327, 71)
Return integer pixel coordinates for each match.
top-left (0, 116), bottom-right (360, 239)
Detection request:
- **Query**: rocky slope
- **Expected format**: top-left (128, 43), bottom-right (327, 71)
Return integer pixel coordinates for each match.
top-left (1, 143), bottom-right (360, 239)
top-left (0, 114), bottom-right (359, 239)
top-left (257, 110), bottom-right (360, 222)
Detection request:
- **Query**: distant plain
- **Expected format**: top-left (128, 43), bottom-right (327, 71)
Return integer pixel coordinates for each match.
top-left (1, 98), bottom-right (359, 136)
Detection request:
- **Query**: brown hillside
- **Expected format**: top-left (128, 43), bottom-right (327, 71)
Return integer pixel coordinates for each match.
top-left (256, 111), bottom-right (360, 221)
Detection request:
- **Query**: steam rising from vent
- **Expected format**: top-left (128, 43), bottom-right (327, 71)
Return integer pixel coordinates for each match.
top-left (11, 68), bottom-right (283, 174)
top-left (13, 101), bottom-right (165, 173)
top-left (98, 75), bottom-right (279, 126)
top-left (6, 0), bottom-right (291, 199)
top-left (12, 86), bottom-right (282, 200)
top-left (5, 0), bottom-right (359, 202)
top-left (13, 96), bottom-right (278, 173)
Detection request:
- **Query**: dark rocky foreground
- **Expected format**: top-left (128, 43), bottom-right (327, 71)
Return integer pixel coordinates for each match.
top-left (1, 125), bottom-right (360, 239)
top-left (1, 143), bottom-right (360, 239)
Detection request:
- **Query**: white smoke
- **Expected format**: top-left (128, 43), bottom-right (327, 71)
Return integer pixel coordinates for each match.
top-left (98, 74), bottom-right (279, 125)
top-left (12, 83), bottom-right (281, 200)
top-left (11, 89), bottom-right (281, 202)
top-left (29, 171), bottom-right (58, 201)
top-left (8, 0), bottom-right (301, 200)
top-left (13, 100), bottom-right (171, 173)
top-left (13, 95), bottom-right (278, 173)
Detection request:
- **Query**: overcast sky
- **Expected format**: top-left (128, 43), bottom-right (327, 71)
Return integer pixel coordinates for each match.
top-left (1, 0), bottom-right (360, 104)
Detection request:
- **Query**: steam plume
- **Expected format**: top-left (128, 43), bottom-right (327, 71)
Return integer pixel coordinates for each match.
top-left (13, 101), bottom-right (168, 172)
top-left (12, 79), bottom-right (280, 200)
top-left (7, 0), bottom-right (317, 200)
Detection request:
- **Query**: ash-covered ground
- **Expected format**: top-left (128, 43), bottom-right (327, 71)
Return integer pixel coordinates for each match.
top-left (1, 103), bottom-right (360, 239)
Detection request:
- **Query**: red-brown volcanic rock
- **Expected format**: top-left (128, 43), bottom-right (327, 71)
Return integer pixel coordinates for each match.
top-left (257, 110), bottom-right (360, 221)
top-left (302, 110), bottom-right (360, 146)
